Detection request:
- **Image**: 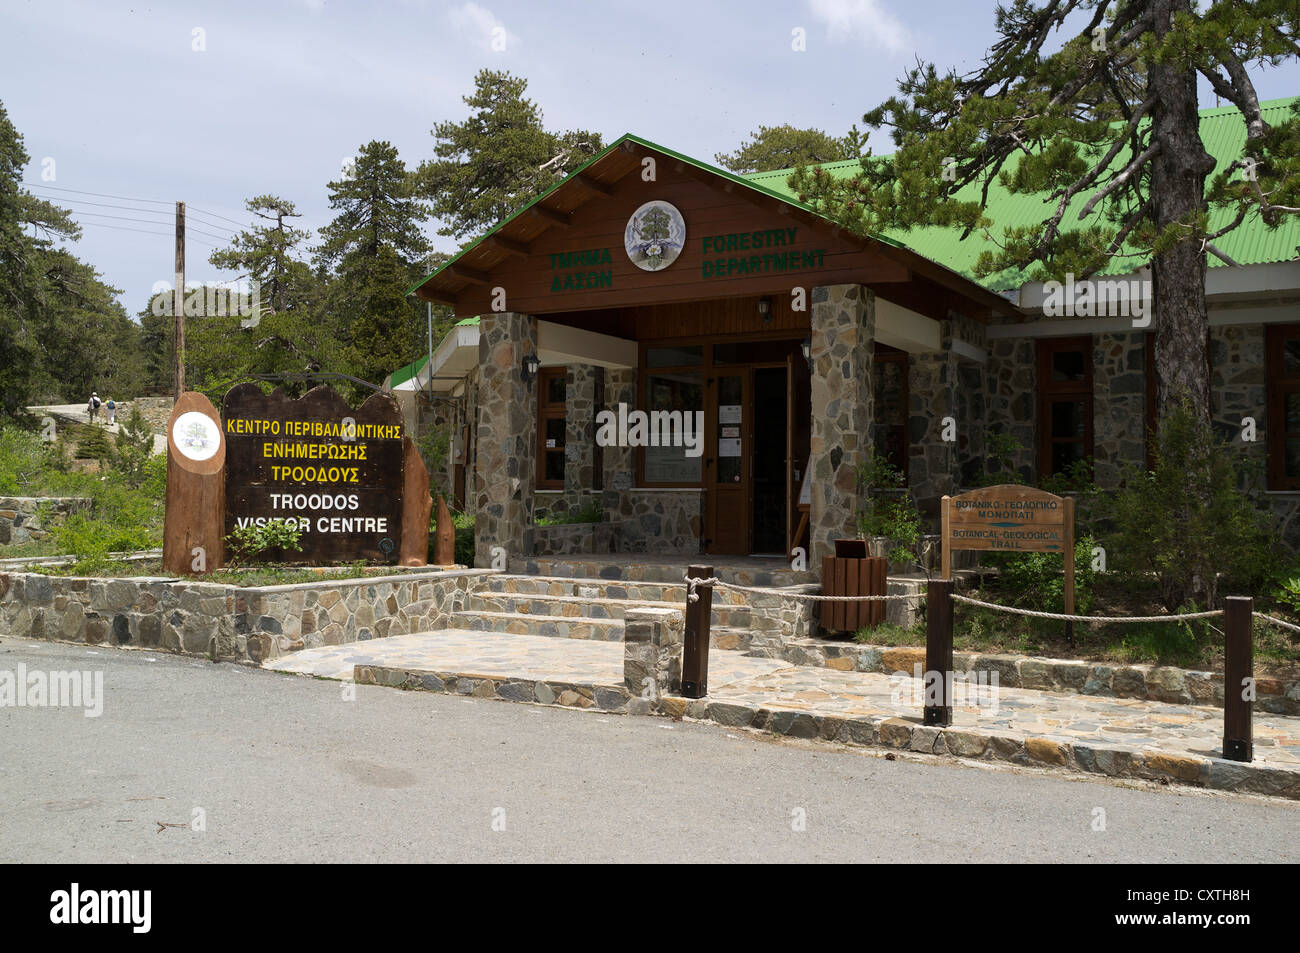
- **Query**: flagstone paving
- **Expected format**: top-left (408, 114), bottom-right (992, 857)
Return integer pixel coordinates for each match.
top-left (264, 628), bottom-right (1300, 796)
top-left (703, 665), bottom-right (1300, 769)
top-left (264, 628), bottom-right (788, 687)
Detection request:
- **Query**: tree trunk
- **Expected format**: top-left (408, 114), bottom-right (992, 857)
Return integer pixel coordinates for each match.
top-left (1147, 0), bottom-right (1218, 432)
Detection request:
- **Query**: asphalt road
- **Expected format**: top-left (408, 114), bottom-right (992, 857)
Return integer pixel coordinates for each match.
top-left (2, 638), bottom-right (1297, 863)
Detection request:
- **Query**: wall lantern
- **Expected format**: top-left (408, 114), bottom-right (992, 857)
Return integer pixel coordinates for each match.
top-left (801, 336), bottom-right (812, 368)
top-left (757, 296), bottom-right (773, 322)
top-left (521, 352), bottom-right (541, 383)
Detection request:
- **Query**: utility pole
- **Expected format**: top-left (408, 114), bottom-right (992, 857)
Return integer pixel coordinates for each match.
top-left (173, 201), bottom-right (186, 399)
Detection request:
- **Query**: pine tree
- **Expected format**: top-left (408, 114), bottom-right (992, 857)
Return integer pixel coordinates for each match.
top-left (416, 70), bottom-right (603, 240)
top-left (790, 0), bottom-right (1300, 432)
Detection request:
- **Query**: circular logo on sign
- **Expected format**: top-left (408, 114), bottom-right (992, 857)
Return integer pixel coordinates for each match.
top-left (172, 411), bottom-right (220, 462)
top-left (379, 537), bottom-right (395, 555)
top-left (625, 200), bottom-right (685, 272)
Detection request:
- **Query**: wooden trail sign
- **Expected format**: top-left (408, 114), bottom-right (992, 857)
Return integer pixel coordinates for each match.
top-left (941, 484), bottom-right (1076, 626)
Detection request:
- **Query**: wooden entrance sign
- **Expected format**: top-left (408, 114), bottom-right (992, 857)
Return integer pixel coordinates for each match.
top-left (941, 484), bottom-right (1076, 632)
top-left (222, 384), bottom-right (428, 566)
top-left (162, 391), bottom-right (227, 574)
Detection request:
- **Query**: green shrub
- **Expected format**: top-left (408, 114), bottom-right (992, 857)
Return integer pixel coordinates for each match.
top-left (453, 511), bottom-right (474, 566)
top-left (417, 426), bottom-right (451, 501)
top-left (115, 407), bottom-right (154, 487)
top-left (536, 500), bottom-right (603, 525)
top-left (982, 534), bottom-right (1097, 615)
top-left (73, 423), bottom-right (115, 463)
top-left (856, 454), bottom-right (921, 564)
top-left (225, 519), bottom-right (304, 566)
top-left (1098, 402), bottom-right (1276, 611)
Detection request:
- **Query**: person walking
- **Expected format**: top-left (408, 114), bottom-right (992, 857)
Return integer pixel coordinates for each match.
top-left (105, 397), bottom-right (116, 425)
top-left (87, 391), bottom-right (101, 424)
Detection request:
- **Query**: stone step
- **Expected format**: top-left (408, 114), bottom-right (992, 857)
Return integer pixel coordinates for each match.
top-left (509, 556), bottom-right (818, 588)
top-left (467, 592), bottom-right (752, 628)
top-left (486, 573), bottom-right (746, 606)
top-left (453, 610), bottom-right (624, 642)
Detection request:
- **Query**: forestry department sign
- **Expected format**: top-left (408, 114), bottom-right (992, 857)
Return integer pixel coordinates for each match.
top-left (222, 384), bottom-right (407, 563)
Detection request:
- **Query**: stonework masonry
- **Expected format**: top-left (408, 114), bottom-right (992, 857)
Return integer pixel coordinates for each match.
top-left (809, 284), bottom-right (875, 563)
top-left (0, 569), bottom-right (487, 664)
top-left (474, 312), bottom-right (538, 567)
top-left (0, 497), bottom-right (93, 546)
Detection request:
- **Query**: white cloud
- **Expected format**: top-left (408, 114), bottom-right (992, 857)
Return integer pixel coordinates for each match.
top-left (447, 2), bottom-right (518, 53)
top-left (806, 0), bottom-right (910, 53)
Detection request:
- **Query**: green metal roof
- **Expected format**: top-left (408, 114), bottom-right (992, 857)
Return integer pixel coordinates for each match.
top-left (386, 353), bottom-right (429, 389)
top-left (744, 97), bottom-right (1300, 292)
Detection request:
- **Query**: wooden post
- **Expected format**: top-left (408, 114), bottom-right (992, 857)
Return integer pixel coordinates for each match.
top-left (682, 564), bottom-right (713, 698)
top-left (162, 391), bottom-right (225, 575)
top-left (1063, 495), bottom-right (1075, 647)
top-left (924, 577), bottom-right (954, 727)
top-left (1223, 596), bottom-right (1254, 763)
top-left (940, 495), bottom-right (951, 581)
top-left (173, 201), bottom-right (186, 400)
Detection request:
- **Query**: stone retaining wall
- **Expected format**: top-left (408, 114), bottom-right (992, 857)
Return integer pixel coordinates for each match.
top-left (767, 641), bottom-right (1300, 714)
top-left (0, 497), bottom-right (93, 546)
top-left (0, 568), bottom-right (489, 664)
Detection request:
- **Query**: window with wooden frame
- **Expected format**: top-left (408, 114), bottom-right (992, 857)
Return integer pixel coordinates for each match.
top-left (1266, 324), bottom-right (1300, 491)
top-left (537, 366), bottom-right (567, 490)
top-left (1036, 336), bottom-right (1093, 479)
top-left (639, 344), bottom-right (704, 486)
top-left (873, 343), bottom-right (909, 481)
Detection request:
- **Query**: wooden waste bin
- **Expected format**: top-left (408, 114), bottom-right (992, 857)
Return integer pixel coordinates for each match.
top-left (820, 539), bottom-right (887, 633)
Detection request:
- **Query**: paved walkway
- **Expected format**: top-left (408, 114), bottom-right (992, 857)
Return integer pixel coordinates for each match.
top-left (264, 629), bottom-right (1300, 797)
top-left (265, 629), bottom-right (787, 686)
top-left (27, 403), bottom-right (167, 454)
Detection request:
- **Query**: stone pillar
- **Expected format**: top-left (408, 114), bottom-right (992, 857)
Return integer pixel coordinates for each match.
top-left (623, 606), bottom-right (683, 701)
top-left (602, 366), bottom-right (637, 519)
top-left (473, 312), bottom-right (538, 568)
top-left (809, 284), bottom-right (875, 564)
top-left (565, 364), bottom-right (597, 494)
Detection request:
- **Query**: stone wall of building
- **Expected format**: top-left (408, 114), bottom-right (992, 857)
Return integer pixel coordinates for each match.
top-left (809, 284), bottom-right (875, 563)
top-left (985, 332), bottom-right (1037, 482)
top-left (474, 312), bottom-right (538, 567)
top-left (609, 489), bottom-right (703, 554)
top-left (533, 521), bottom-right (617, 555)
top-left (0, 568), bottom-right (488, 664)
top-left (904, 314), bottom-right (987, 526)
top-left (1211, 323), bottom-right (1300, 549)
top-left (1092, 331), bottom-right (1147, 489)
top-left (0, 497), bottom-right (93, 547)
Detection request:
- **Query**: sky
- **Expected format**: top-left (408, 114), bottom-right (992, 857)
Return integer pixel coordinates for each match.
top-left (2, 0), bottom-right (1298, 315)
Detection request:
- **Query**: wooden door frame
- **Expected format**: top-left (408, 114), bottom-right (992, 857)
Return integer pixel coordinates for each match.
top-left (705, 368), bottom-right (751, 555)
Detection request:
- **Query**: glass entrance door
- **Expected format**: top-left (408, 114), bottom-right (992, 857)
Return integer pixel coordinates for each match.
top-left (705, 372), bottom-right (747, 554)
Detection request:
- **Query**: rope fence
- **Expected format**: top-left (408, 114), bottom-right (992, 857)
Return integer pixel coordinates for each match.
top-left (679, 565), bottom-right (1279, 764)
top-left (684, 573), bottom-right (1300, 634)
